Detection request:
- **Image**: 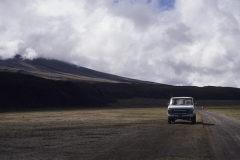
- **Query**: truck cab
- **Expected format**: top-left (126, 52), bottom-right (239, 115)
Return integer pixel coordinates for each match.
top-left (167, 97), bottom-right (196, 124)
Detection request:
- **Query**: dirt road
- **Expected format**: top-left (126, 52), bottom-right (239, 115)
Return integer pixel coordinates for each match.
top-left (198, 110), bottom-right (240, 160)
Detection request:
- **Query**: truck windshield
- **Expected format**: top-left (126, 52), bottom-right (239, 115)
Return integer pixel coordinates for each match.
top-left (171, 98), bottom-right (193, 105)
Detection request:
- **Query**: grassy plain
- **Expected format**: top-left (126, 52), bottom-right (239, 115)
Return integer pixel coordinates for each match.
top-left (0, 99), bottom-right (208, 160)
top-left (203, 106), bottom-right (240, 120)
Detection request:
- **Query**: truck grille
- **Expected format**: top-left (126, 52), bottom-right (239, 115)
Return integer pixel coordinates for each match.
top-left (172, 109), bottom-right (191, 114)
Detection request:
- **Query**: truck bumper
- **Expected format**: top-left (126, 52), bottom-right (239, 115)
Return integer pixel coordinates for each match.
top-left (168, 113), bottom-right (196, 119)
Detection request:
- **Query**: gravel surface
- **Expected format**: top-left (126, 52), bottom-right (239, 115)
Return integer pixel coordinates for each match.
top-left (198, 110), bottom-right (240, 160)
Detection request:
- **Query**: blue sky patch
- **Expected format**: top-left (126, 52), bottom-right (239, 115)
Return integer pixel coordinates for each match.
top-left (158, 0), bottom-right (175, 10)
top-left (113, 0), bottom-right (175, 10)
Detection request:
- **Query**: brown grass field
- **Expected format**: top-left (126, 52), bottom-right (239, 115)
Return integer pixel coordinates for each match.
top-left (2, 99), bottom-right (240, 159)
top-left (202, 106), bottom-right (240, 120)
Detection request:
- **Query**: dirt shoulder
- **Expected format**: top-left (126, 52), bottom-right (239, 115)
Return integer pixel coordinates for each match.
top-left (198, 110), bottom-right (240, 160)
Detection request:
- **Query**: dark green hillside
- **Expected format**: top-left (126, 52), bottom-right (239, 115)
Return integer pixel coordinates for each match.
top-left (90, 83), bottom-right (240, 100)
top-left (1, 72), bottom-right (240, 111)
top-left (0, 72), bottom-right (115, 111)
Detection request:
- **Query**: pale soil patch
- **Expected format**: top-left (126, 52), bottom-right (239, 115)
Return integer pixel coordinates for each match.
top-left (0, 105), bottom-right (208, 160)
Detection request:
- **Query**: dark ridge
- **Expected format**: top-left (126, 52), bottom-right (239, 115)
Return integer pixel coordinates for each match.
top-left (90, 83), bottom-right (240, 100)
top-left (0, 55), bottom-right (165, 85)
top-left (0, 72), bottom-right (115, 111)
top-left (1, 72), bottom-right (240, 111)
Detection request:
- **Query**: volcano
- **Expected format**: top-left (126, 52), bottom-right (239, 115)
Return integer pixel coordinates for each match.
top-left (0, 55), bottom-right (161, 84)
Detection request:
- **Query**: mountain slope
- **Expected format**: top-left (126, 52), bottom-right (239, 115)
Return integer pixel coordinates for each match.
top-left (0, 72), bottom-right (116, 110)
top-left (0, 55), bottom-right (162, 84)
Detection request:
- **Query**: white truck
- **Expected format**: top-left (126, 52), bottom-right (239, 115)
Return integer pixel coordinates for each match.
top-left (167, 97), bottom-right (196, 124)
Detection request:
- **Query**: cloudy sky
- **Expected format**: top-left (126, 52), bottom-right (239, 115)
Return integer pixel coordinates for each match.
top-left (1, 0), bottom-right (240, 87)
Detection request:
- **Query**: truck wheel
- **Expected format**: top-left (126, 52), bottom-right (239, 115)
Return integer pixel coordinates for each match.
top-left (192, 115), bottom-right (196, 124)
top-left (168, 117), bottom-right (171, 124)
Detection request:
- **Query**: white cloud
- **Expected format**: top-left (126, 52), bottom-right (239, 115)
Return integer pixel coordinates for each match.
top-left (22, 48), bottom-right (39, 60)
top-left (1, 0), bottom-right (240, 87)
top-left (0, 40), bottom-right (23, 59)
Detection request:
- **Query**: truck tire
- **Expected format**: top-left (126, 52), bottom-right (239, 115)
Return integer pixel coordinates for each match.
top-left (192, 115), bottom-right (196, 124)
top-left (168, 117), bottom-right (171, 124)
